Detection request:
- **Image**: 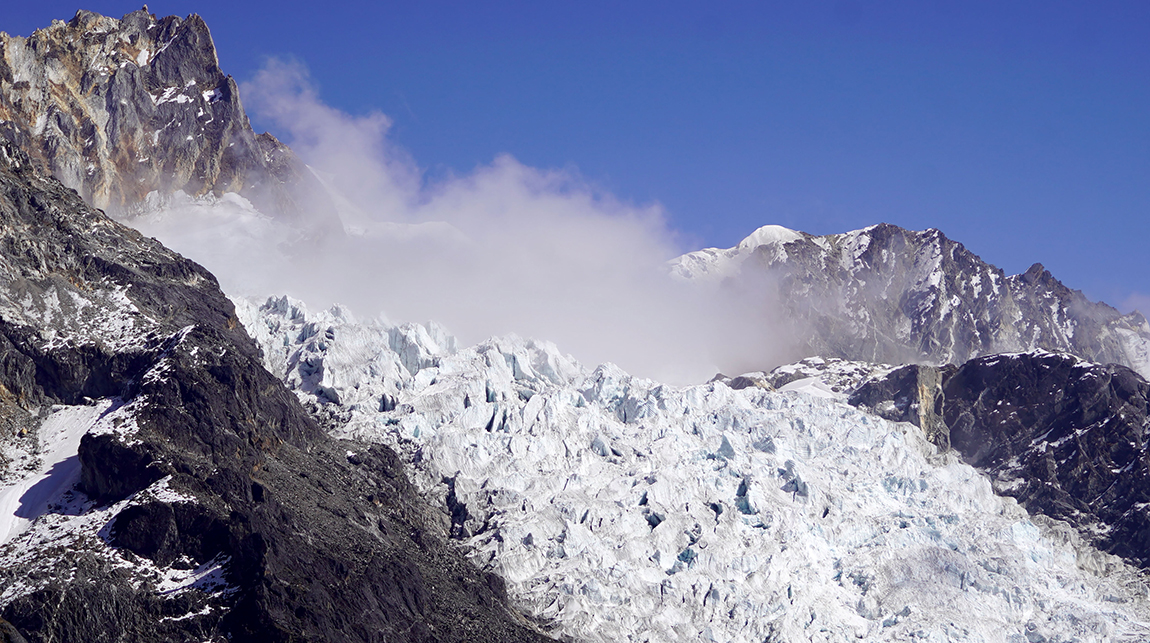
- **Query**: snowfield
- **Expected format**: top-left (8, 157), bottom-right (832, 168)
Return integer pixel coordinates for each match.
top-left (0, 402), bottom-right (113, 544)
top-left (237, 295), bottom-right (1150, 643)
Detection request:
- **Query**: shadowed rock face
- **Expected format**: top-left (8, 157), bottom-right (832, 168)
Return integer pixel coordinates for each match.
top-left (943, 352), bottom-right (1150, 567)
top-left (0, 140), bottom-right (549, 641)
top-left (0, 9), bottom-right (336, 230)
top-left (850, 350), bottom-right (1150, 568)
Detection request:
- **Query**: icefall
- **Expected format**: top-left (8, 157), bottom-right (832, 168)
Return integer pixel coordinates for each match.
top-left (236, 295), bottom-right (1150, 643)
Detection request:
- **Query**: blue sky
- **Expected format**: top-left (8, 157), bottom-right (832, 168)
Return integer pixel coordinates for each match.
top-left (7, 1), bottom-right (1150, 311)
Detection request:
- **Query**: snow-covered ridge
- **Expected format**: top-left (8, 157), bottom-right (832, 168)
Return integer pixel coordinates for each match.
top-left (669, 222), bottom-right (1150, 377)
top-left (668, 224), bottom-right (805, 283)
top-left (236, 295), bottom-right (1150, 643)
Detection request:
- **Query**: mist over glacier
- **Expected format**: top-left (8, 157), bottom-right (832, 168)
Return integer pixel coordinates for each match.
top-left (124, 59), bottom-right (796, 384)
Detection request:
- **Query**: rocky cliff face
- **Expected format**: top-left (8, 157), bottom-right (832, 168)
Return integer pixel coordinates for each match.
top-left (848, 363), bottom-right (952, 450)
top-left (849, 350), bottom-right (1150, 569)
top-left (0, 139), bottom-right (547, 641)
top-left (0, 9), bottom-right (334, 229)
top-left (672, 223), bottom-right (1150, 376)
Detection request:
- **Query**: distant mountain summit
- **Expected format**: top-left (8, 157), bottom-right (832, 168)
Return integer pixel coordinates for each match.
top-left (0, 8), bottom-right (334, 227)
top-left (672, 222), bottom-right (1150, 376)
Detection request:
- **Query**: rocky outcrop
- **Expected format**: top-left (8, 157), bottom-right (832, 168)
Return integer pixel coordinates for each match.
top-left (849, 364), bottom-right (952, 450)
top-left (0, 9), bottom-right (336, 230)
top-left (711, 357), bottom-right (897, 395)
top-left (848, 350), bottom-right (1150, 568)
top-left (0, 619), bottom-right (26, 643)
top-left (672, 223), bottom-right (1150, 377)
top-left (0, 139), bottom-right (548, 640)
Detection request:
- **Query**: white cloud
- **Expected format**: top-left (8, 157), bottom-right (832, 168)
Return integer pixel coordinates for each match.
top-left (127, 59), bottom-right (796, 384)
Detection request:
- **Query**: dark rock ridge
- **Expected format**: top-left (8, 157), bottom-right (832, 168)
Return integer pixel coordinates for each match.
top-left (0, 139), bottom-right (549, 641)
top-left (850, 351), bottom-right (1150, 568)
top-left (0, 8), bottom-right (336, 230)
top-left (674, 223), bottom-right (1150, 376)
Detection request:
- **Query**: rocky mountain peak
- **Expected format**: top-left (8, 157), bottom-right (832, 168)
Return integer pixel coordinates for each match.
top-left (1020, 262), bottom-right (1050, 284)
top-left (673, 222), bottom-right (1150, 377)
top-left (0, 8), bottom-right (336, 230)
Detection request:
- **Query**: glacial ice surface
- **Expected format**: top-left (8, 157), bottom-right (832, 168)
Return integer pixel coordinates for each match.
top-left (237, 295), bottom-right (1150, 643)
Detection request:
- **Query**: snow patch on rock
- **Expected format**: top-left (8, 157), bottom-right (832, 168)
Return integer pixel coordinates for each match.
top-left (0, 472), bottom-right (232, 607)
top-left (0, 401), bottom-right (113, 544)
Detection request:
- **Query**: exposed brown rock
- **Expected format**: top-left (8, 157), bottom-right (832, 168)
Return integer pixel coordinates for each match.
top-left (0, 9), bottom-right (336, 232)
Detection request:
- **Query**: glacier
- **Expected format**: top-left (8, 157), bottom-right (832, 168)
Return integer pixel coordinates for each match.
top-left (236, 295), bottom-right (1150, 643)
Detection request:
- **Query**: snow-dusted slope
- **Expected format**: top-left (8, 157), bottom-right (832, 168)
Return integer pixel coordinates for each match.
top-left (0, 137), bottom-right (545, 641)
top-left (0, 401), bottom-right (113, 544)
top-left (671, 224), bottom-right (1150, 377)
top-left (238, 295), bottom-right (1150, 643)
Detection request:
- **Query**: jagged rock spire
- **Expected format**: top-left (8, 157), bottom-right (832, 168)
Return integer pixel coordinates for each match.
top-left (0, 9), bottom-right (337, 232)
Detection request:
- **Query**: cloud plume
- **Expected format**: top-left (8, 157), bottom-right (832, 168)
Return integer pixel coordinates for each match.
top-left (126, 59), bottom-right (795, 383)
